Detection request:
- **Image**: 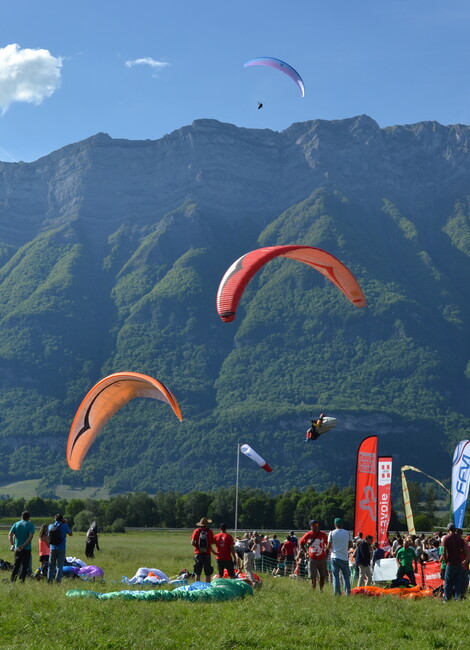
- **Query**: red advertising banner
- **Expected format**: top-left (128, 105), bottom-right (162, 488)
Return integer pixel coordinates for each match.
top-left (377, 457), bottom-right (392, 549)
top-left (420, 561), bottom-right (442, 589)
top-left (354, 436), bottom-right (378, 540)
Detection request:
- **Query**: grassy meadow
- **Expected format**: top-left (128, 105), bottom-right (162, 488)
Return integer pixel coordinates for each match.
top-left (0, 530), bottom-right (468, 649)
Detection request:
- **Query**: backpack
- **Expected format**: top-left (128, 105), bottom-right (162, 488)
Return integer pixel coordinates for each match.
top-left (198, 529), bottom-right (208, 551)
top-left (49, 524), bottom-right (63, 546)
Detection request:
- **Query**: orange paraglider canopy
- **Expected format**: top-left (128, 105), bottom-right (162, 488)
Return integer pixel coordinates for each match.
top-left (216, 245), bottom-right (366, 322)
top-left (66, 372), bottom-right (183, 470)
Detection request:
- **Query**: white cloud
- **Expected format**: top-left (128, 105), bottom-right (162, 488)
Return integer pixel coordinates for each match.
top-left (125, 57), bottom-right (169, 73)
top-left (0, 44), bottom-right (62, 113)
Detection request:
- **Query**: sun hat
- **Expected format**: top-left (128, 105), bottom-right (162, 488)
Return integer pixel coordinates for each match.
top-left (196, 517), bottom-right (212, 527)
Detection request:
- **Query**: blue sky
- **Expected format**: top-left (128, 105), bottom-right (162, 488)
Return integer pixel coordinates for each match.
top-left (1, 0), bottom-right (469, 162)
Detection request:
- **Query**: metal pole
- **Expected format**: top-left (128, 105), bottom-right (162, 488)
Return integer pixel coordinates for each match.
top-left (234, 443), bottom-right (240, 535)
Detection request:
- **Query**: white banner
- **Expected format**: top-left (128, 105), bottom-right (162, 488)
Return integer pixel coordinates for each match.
top-left (372, 558), bottom-right (397, 582)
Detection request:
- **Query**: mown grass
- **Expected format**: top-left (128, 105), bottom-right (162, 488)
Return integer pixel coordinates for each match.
top-left (0, 480), bottom-right (110, 500)
top-left (0, 531), bottom-right (468, 649)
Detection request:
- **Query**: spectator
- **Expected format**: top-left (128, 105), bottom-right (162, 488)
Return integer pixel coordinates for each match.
top-left (289, 531), bottom-right (299, 548)
top-left (47, 514), bottom-right (72, 584)
top-left (372, 542), bottom-right (385, 568)
top-left (442, 523), bottom-right (464, 601)
top-left (395, 537), bottom-right (417, 585)
top-left (214, 523), bottom-right (236, 578)
top-left (38, 523), bottom-right (50, 576)
top-left (9, 511), bottom-right (35, 583)
top-left (271, 534), bottom-right (281, 560)
top-left (348, 543), bottom-right (358, 585)
top-left (299, 519), bottom-right (328, 591)
top-left (261, 535), bottom-right (273, 572)
top-left (234, 536), bottom-right (246, 569)
top-left (327, 517), bottom-right (351, 596)
top-left (191, 516), bottom-right (215, 584)
top-left (281, 535), bottom-right (296, 575)
top-left (243, 539), bottom-right (255, 582)
top-left (355, 535), bottom-right (373, 586)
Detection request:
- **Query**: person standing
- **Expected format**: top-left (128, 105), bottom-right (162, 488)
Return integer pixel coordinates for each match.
top-left (395, 537), bottom-right (417, 585)
top-left (356, 535), bottom-right (373, 586)
top-left (9, 511), bottom-right (35, 583)
top-left (85, 521), bottom-right (100, 559)
top-left (38, 524), bottom-right (50, 576)
top-left (280, 535), bottom-right (296, 575)
top-left (191, 516), bottom-right (215, 583)
top-left (47, 514), bottom-right (72, 584)
top-left (442, 523), bottom-right (465, 601)
top-left (214, 523), bottom-right (236, 578)
top-left (299, 519), bottom-right (328, 591)
top-left (327, 517), bottom-right (351, 596)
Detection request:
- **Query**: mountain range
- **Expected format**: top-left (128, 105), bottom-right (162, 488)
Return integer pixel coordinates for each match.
top-left (0, 114), bottom-right (469, 496)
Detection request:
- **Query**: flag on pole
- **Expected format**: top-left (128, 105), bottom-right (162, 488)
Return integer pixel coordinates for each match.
top-left (354, 436), bottom-right (378, 540)
top-left (377, 457), bottom-right (392, 549)
top-left (452, 440), bottom-right (470, 528)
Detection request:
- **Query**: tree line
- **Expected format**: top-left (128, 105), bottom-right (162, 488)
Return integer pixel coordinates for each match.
top-left (0, 484), bottom-right (407, 532)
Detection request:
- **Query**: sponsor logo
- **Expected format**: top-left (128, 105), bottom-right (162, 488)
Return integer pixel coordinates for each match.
top-left (359, 452), bottom-right (377, 474)
top-left (456, 454), bottom-right (470, 495)
top-left (359, 485), bottom-right (377, 521)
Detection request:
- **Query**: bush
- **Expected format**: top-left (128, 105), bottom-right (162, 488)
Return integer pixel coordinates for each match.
top-left (73, 510), bottom-right (94, 532)
top-left (413, 514), bottom-right (433, 532)
top-left (110, 518), bottom-right (126, 533)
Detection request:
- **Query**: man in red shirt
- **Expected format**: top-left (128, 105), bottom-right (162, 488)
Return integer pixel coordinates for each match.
top-left (300, 519), bottom-right (328, 591)
top-left (214, 523), bottom-right (236, 578)
top-left (280, 535), bottom-right (296, 575)
top-left (191, 517), bottom-right (216, 583)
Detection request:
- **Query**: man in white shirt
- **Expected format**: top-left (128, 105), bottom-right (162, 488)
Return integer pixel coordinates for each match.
top-left (327, 517), bottom-right (351, 595)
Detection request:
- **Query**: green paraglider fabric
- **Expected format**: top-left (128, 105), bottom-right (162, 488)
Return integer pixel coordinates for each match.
top-left (66, 578), bottom-right (253, 602)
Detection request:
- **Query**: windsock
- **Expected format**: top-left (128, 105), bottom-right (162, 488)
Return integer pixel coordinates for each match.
top-left (240, 444), bottom-right (272, 472)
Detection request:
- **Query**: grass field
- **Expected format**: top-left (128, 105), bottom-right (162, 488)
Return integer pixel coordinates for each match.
top-left (0, 530), bottom-right (468, 649)
top-left (0, 480), bottom-right (110, 500)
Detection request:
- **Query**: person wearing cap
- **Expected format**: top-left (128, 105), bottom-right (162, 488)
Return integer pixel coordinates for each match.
top-left (327, 517), bottom-right (352, 595)
top-left (214, 523), bottom-right (236, 579)
top-left (443, 523), bottom-right (465, 600)
top-left (191, 517), bottom-right (216, 583)
top-left (299, 519), bottom-right (328, 591)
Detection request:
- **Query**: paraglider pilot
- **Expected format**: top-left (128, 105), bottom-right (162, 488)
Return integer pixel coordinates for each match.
top-left (306, 413), bottom-right (325, 441)
top-left (257, 101), bottom-right (263, 110)
top-left (85, 521), bottom-right (100, 559)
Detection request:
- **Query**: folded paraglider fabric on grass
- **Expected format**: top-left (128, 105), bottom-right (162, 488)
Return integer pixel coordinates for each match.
top-left (62, 560), bottom-right (103, 578)
top-left (121, 567), bottom-right (169, 584)
top-left (66, 578), bottom-right (254, 602)
top-left (351, 585), bottom-right (435, 598)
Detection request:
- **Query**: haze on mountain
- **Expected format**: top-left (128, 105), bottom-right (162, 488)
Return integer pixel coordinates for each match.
top-left (0, 114), bottom-right (469, 496)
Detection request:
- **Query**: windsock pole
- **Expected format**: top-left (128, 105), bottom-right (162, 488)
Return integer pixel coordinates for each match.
top-left (234, 443), bottom-right (240, 536)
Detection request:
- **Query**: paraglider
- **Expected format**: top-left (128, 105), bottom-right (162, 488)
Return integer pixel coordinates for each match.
top-left (66, 372), bottom-right (183, 470)
top-left (257, 101), bottom-right (263, 110)
top-left (216, 245), bottom-right (366, 322)
top-left (244, 57), bottom-right (305, 97)
top-left (240, 444), bottom-right (272, 472)
top-left (305, 414), bottom-right (337, 442)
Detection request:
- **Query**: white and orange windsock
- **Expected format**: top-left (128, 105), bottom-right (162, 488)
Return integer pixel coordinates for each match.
top-left (240, 444), bottom-right (272, 472)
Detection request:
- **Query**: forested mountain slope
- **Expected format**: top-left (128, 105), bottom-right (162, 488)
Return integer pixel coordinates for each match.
top-left (0, 115), bottom-right (469, 494)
